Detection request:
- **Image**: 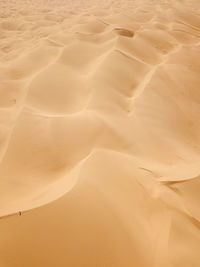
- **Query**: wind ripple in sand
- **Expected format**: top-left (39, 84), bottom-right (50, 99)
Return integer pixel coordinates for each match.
top-left (0, 0), bottom-right (200, 266)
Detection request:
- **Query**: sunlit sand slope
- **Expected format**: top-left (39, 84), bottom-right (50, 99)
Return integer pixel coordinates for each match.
top-left (0, 0), bottom-right (200, 266)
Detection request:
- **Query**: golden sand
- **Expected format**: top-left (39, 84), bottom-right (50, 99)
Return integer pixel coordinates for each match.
top-left (0, 0), bottom-right (200, 266)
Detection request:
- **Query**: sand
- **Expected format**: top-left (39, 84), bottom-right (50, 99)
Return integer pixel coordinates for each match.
top-left (0, 0), bottom-right (200, 266)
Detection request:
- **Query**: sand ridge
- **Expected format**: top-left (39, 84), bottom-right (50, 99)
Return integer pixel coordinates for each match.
top-left (0, 0), bottom-right (200, 266)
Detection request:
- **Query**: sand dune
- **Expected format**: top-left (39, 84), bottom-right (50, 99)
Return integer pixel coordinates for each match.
top-left (0, 0), bottom-right (200, 266)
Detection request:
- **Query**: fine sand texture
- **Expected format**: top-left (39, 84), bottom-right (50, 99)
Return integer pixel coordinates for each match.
top-left (1, 0), bottom-right (200, 266)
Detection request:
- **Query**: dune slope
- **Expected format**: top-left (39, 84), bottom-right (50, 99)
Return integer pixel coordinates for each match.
top-left (0, 0), bottom-right (200, 266)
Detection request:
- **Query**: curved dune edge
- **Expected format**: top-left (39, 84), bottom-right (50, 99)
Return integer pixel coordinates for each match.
top-left (1, 0), bottom-right (200, 266)
top-left (1, 147), bottom-right (200, 219)
top-left (0, 156), bottom-right (84, 218)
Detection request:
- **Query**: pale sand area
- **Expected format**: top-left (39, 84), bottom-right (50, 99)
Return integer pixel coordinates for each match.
top-left (0, 0), bottom-right (200, 266)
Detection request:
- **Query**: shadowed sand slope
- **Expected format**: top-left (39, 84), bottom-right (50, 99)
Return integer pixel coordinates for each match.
top-left (0, 0), bottom-right (200, 266)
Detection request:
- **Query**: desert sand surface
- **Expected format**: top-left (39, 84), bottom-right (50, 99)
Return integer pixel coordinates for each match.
top-left (0, 0), bottom-right (200, 266)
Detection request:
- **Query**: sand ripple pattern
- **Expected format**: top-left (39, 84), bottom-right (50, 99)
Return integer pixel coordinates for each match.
top-left (0, 0), bottom-right (200, 266)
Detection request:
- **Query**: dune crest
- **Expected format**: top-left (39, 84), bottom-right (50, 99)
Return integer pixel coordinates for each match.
top-left (0, 0), bottom-right (200, 266)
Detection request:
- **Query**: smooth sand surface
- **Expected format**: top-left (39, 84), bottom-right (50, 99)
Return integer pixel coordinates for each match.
top-left (0, 0), bottom-right (200, 266)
